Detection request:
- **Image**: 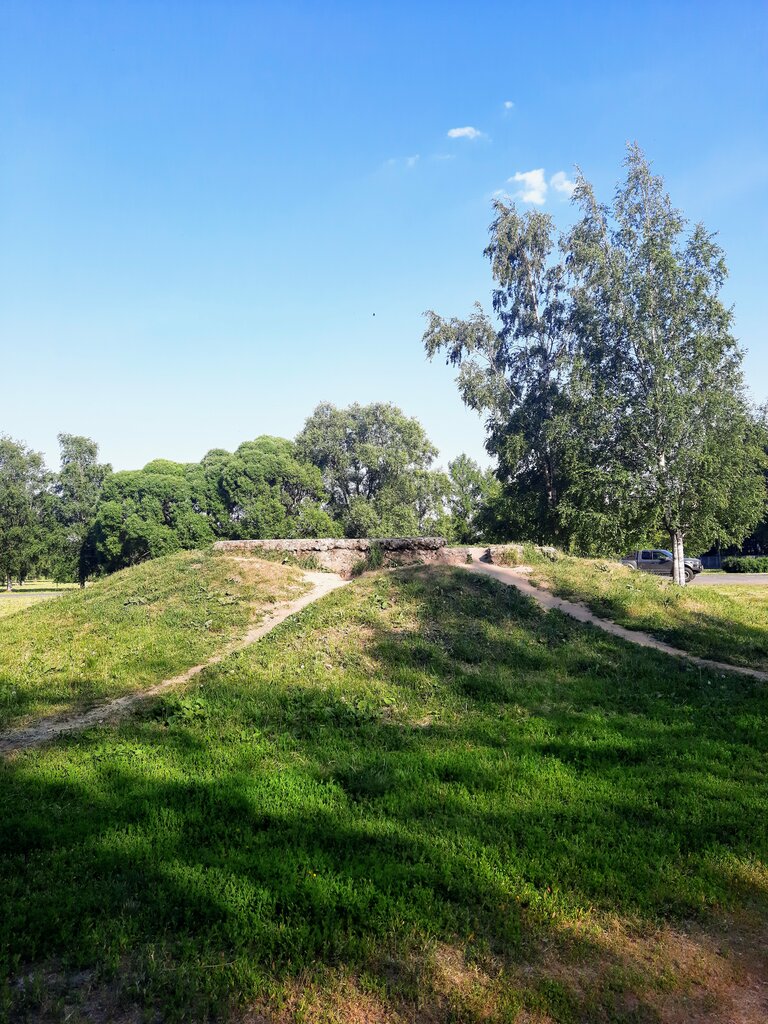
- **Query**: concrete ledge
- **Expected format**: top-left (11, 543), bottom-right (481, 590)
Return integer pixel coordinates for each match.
top-left (213, 537), bottom-right (453, 574)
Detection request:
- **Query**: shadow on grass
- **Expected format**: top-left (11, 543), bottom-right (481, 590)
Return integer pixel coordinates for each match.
top-left (552, 575), bottom-right (768, 672)
top-left (1, 567), bottom-right (766, 1022)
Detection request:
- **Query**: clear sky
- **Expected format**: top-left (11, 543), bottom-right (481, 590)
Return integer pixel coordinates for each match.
top-left (2, 1), bottom-right (767, 472)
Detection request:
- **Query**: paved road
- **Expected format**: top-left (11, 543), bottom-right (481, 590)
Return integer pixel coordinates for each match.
top-left (0, 591), bottom-right (61, 598)
top-left (694, 573), bottom-right (768, 586)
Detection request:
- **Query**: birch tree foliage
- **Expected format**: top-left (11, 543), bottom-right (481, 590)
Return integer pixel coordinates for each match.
top-left (423, 203), bottom-right (573, 542)
top-left (562, 145), bottom-right (766, 580)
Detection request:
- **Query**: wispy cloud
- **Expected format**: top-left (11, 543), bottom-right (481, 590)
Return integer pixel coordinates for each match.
top-left (385, 154), bottom-right (420, 170)
top-left (447, 126), bottom-right (484, 140)
top-left (503, 100), bottom-right (514, 110)
top-left (509, 168), bottom-right (547, 204)
top-left (550, 170), bottom-right (576, 196)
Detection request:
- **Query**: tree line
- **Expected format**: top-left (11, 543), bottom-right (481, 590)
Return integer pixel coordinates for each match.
top-left (424, 145), bottom-right (768, 584)
top-left (0, 403), bottom-right (502, 587)
top-left (3, 147), bottom-right (766, 589)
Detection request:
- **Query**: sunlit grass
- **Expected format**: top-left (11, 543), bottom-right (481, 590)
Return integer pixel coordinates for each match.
top-left (0, 594), bottom-right (60, 619)
top-left (2, 567), bottom-right (765, 1022)
top-left (496, 550), bottom-right (768, 672)
top-left (0, 549), bottom-right (302, 729)
top-left (5, 578), bottom-right (81, 593)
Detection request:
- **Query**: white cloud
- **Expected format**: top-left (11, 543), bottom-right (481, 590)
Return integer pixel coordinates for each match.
top-left (550, 170), bottom-right (576, 196)
top-left (447, 126), bottom-right (484, 140)
top-left (384, 154), bottom-right (420, 170)
top-left (503, 100), bottom-right (514, 110)
top-left (509, 168), bottom-right (547, 205)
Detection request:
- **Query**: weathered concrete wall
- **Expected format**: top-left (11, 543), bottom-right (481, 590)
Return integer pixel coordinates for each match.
top-left (213, 537), bottom-right (467, 575)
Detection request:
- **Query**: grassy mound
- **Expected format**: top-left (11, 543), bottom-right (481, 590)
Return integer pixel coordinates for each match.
top-left (509, 551), bottom-right (768, 671)
top-left (0, 549), bottom-right (303, 730)
top-left (2, 566), bottom-right (766, 1022)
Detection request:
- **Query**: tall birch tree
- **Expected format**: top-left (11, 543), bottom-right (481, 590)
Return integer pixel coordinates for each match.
top-left (564, 145), bottom-right (766, 583)
top-left (423, 204), bottom-right (573, 542)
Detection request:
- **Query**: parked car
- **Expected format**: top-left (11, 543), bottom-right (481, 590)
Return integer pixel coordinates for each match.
top-left (620, 549), bottom-right (702, 583)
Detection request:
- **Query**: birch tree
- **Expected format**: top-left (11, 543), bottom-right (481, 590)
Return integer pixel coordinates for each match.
top-left (423, 204), bottom-right (573, 542)
top-left (564, 145), bottom-right (766, 583)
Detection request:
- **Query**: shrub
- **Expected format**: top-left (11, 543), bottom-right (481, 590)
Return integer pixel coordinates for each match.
top-left (721, 555), bottom-right (768, 573)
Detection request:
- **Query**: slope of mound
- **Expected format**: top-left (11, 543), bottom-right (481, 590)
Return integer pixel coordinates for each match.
top-left (495, 549), bottom-right (768, 672)
top-left (2, 566), bottom-right (766, 1022)
top-left (0, 549), bottom-right (303, 730)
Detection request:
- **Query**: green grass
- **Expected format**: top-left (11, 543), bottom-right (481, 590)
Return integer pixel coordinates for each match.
top-left (2, 566), bottom-right (766, 1022)
top-left (0, 594), bottom-right (61, 620)
top-left (5, 579), bottom-right (81, 593)
top-left (496, 549), bottom-right (768, 673)
top-left (0, 549), bottom-right (302, 730)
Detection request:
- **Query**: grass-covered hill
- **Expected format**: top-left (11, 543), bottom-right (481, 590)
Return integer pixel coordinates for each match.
top-left (2, 565), bottom-right (766, 1022)
top-left (0, 549), bottom-right (303, 730)
top-left (495, 547), bottom-right (768, 672)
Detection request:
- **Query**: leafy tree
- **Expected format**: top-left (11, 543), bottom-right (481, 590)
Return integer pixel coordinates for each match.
top-left (423, 204), bottom-right (573, 543)
top-left (216, 436), bottom-right (339, 539)
top-left (562, 145), bottom-right (766, 581)
top-left (296, 402), bottom-right (440, 537)
top-left (0, 436), bottom-right (49, 588)
top-left (82, 466), bottom-right (215, 575)
top-left (425, 147), bottom-right (766, 579)
top-left (50, 434), bottom-right (111, 584)
top-left (445, 455), bottom-right (501, 543)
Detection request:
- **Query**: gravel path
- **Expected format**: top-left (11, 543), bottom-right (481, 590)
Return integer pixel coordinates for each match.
top-left (0, 570), bottom-right (347, 757)
top-left (464, 560), bottom-right (768, 683)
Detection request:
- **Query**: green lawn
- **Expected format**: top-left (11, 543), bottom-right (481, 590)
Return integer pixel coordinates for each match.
top-left (0, 594), bottom-right (60, 620)
top-left (496, 549), bottom-right (768, 673)
top-left (0, 549), bottom-right (302, 730)
top-left (2, 566), bottom-right (765, 1022)
top-left (4, 579), bottom-right (81, 593)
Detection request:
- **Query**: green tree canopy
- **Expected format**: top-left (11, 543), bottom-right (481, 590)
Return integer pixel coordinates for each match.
top-left (49, 434), bottom-right (111, 583)
top-left (217, 436), bottom-right (339, 540)
top-left (443, 455), bottom-right (501, 543)
top-left (423, 203), bottom-right (573, 543)
top-left (296, 403), bottom-right (442, 537)
top-left (562, 145), bottom-right (766, 580)
top-left (0, 436), bottom-right (49, 588)
top-left (424, 146), bottom-right (767, 579)
top-left (82, 467), bottom-right (215, 575)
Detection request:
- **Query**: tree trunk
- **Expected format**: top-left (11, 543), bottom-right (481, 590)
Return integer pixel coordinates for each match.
top-left (671, 529), bottom-right (686, 586)
top-left (5, 577), bottom-right (11, 592)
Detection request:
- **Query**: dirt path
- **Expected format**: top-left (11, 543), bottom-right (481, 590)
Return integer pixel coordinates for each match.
top-left (464, 560), bottom-right (768, 683)
top-left (0, 570), bottom-right (347, 757)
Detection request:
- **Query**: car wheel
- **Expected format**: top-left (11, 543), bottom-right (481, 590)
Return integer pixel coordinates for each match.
top-left (685, 567), bottom-right (695, 583)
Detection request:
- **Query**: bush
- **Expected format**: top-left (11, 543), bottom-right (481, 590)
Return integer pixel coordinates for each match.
top-left (721, 556), bottom-right (768, 573)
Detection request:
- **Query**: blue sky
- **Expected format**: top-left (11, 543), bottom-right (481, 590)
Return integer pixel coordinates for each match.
top-left (2, 0), bottom-right (767, 472)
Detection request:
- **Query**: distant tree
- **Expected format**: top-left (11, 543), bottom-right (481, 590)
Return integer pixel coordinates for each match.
top-left (563, 145), bottom-right (766, 582)
top-left (296, 402), bottom-right (440, 537)
top-left (82, 465), bottom-right (215, 575)
top-left (0, 436), bottom-right (49, 588)
top-left (216, 436), bottom-right (339, 539)
top-left (423, 204), bottom-right (573, 543)
top-left (50, 434), bottom-right (111, 584)
top-left (446, 455), bottom-right (501, 543)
